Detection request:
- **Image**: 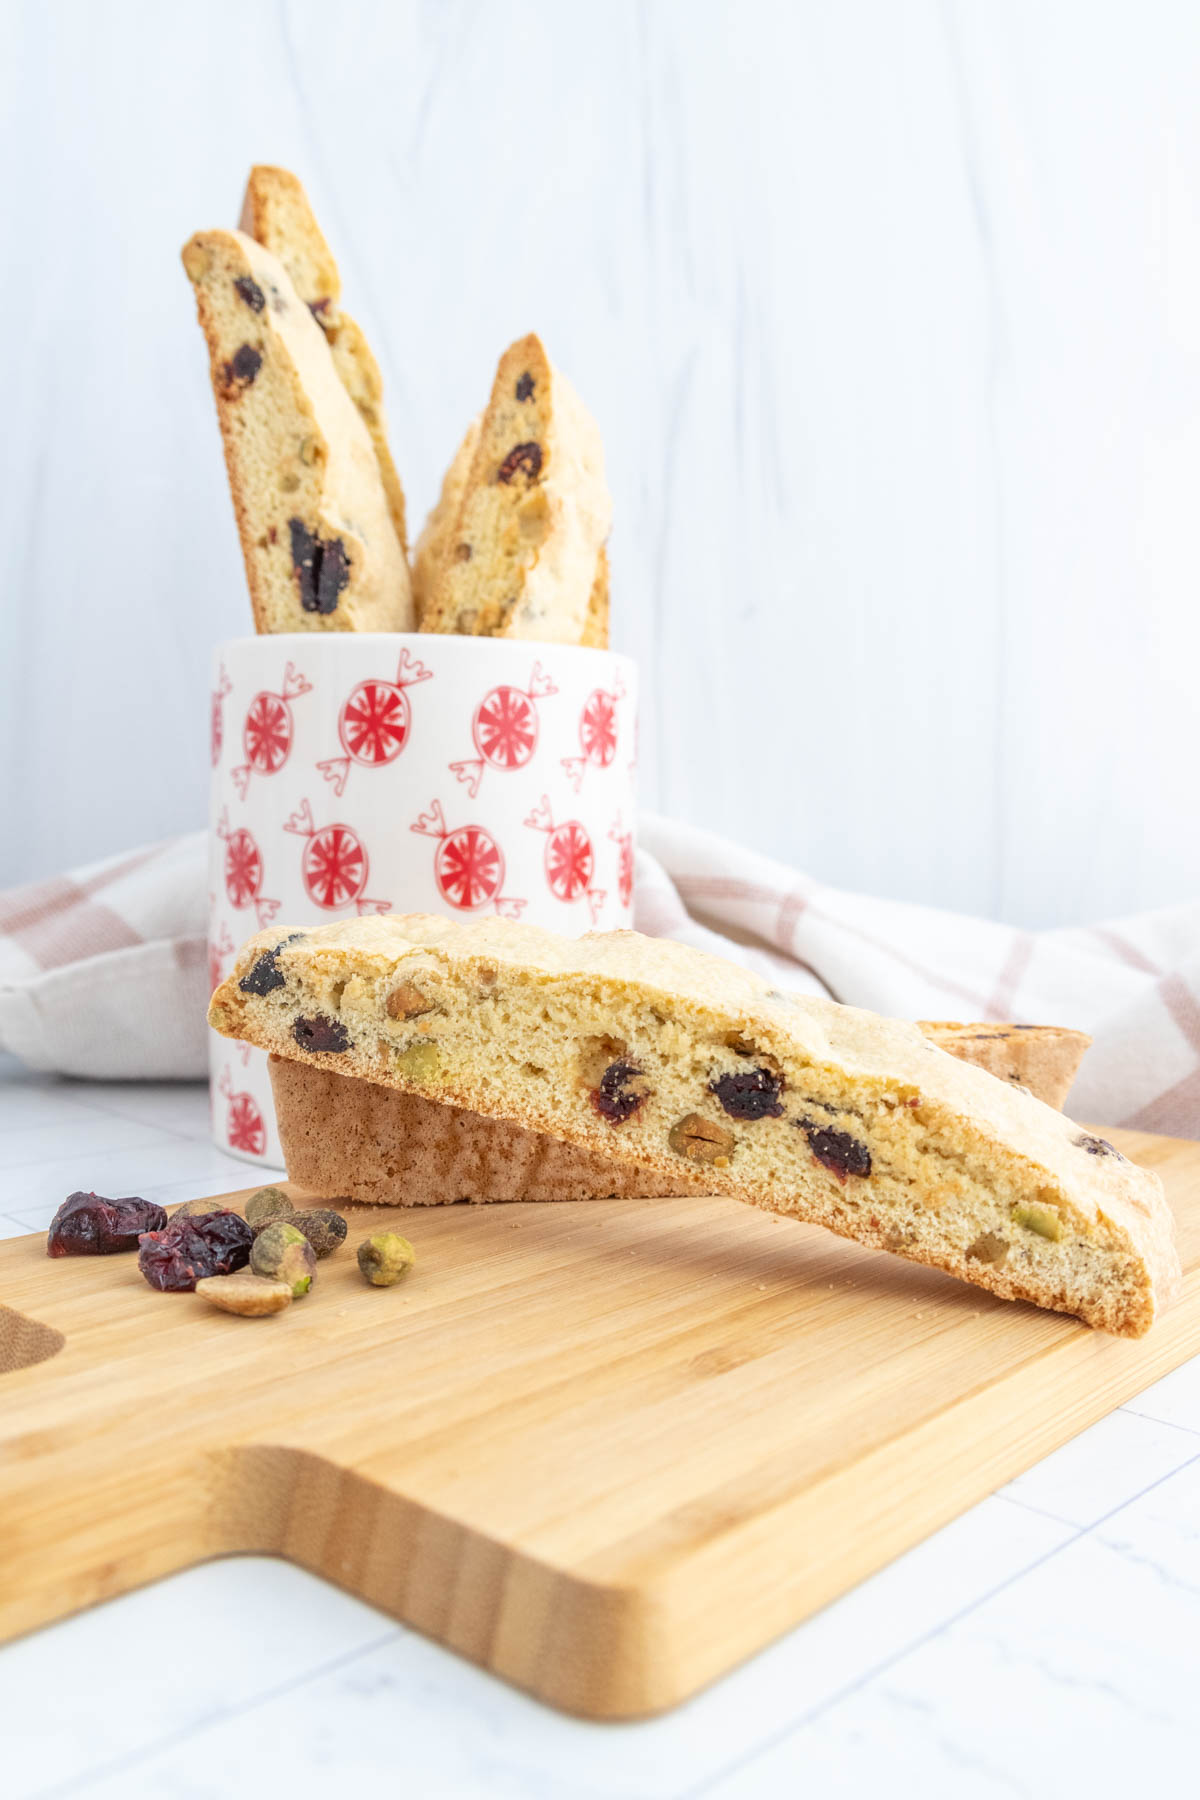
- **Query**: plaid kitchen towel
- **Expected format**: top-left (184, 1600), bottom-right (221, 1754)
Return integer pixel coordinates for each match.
top-left (1, 817), bottom-right (1197, 1136)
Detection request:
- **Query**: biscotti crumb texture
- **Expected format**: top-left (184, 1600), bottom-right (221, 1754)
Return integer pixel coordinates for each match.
top-left (211, 916), bottom-right (1181, 1337)
top-left (182, 228), bottom-right (413, 634)
top-left (239, 164), bottom-right (409, 555)
top-left (415, 334), bottom-right (611, 644)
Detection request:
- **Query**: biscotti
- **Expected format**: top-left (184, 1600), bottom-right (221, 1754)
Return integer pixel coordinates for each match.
top-left (181, 228), bottom-right (414, 634)
top-left (920, 1022), bottom-right (1091, 1110)
top-left (414, 334), bottom-right (611, 643)
top-left (269, 1057), bottom-right (686, 1204)
top-left (270, 1020), bottom-right (1089, 1210)
top-left (239, 164), bottom-right (409, 554)
top-left (211, 917), bottom-right (1180, 1336)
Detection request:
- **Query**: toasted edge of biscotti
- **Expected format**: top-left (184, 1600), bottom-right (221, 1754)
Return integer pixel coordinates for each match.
top-left (239, 164), bottom-right (408, 553)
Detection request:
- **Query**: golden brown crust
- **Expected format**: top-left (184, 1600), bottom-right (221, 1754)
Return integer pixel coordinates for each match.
top-left (211, 916), bottom-right (1181, 1335)
top-left (239, 165), bottom-right (408, 554)
top-left (270, 1058), bottom-right (688, 1204)
top-left (918, 1022), bottom-right (1091, 1109)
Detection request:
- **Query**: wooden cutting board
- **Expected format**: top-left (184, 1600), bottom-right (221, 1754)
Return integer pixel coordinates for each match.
top-left (2, 1126), bottom-right (1199, 1720)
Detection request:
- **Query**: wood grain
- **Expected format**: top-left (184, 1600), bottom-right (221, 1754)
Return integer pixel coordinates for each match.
top-left (1, 1125), bottom-right (1198, 1719)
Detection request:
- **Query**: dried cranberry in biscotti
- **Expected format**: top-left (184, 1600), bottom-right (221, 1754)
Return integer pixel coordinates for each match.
top-left (709, 1068), bottom-right (785, 1121)
top-left (496, 442), bottom-right (543, 484)
top-left (1074, 1133), bottom-right (1125, 1160)
top-left (292, 1014), bottom-right (351, 1053)
top-left (137, 1211), bottom-right (253, 1292)
top-left (515, 372), bottom-right (535, 401)
top-left (47, 1192), bottom-right (167, 1256)
top-left (222, 345), bottom-right (262, 390)
top-left (590, 1060), bottom-right (647, 1124)
top-left (238, 934), bottom-right (303, 997)
top-left (233, 276), bottom-right (266, 313)
top-left (798, 1121), bottom-right (872, 1180)
top-left (288, 519), bottom-right (351, 615)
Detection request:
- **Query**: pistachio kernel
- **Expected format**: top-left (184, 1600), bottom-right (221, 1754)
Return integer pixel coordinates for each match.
top-left (1011, 1201), bottom-right (1064, 1242)
top-left (668, 1114), bottom-right (735, 1165)
top-left (357, 1232), bottom-right (416, 1287)
top-left (395, 1042), bottom-right (442, 1082)
top-left (195, 1270), bottom-right (292, 1316)
top-left (386, 980), bottom-right (437, 1021)
top-left (250, 1221), bottom-right (316, 1296)
top-left (245, 1186), bottom-right (295, 1231)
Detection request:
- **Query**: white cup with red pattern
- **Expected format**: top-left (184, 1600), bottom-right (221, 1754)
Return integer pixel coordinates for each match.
top-left (208, 634), bottom-right (638, 1165)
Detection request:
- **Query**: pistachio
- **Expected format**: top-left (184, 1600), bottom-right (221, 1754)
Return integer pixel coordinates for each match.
top-left (250, 1221), bottom-right (316, 1296)
top-left (395, 1042), bottom-right (441, 1083)
top-left (291, 1207), bottom-right (348, 1259)
top-left (357, 1232), bottom-right (416, 1287)
top-left (172, 1197), bottom-right (239, 1221)
top-left (245, 1186), bottom-right (295, 1231)
top-left (195, 1270), bottom-right (292, 1316)
top-left (298, 436), bottom-right (320, 466)
top-left (668, 1114), bottom-right (735, 1165)
top-left (1011, 1201), bottom-right (1064, 1242)
top-left (386, 980), bottom-right (436, 1021)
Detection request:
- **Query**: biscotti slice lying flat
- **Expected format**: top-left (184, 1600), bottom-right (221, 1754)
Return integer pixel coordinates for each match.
top-left (182, 228), bottom-right (414, 633)
top-left (270, 1022), bottom-right (1087, 1210)
top-left (210, 917), bottom-right (1180, 1336)
top-left (920, 1022), bottom-right (1091, 1110)
top-left (270, 1057), bottom-right (686, 1204)
top-left (414, 334), bottom-right (611, 643)
top-left (239, 164), bottom-right (408, 554)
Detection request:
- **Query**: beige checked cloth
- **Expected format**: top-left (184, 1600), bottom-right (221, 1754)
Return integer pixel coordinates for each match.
top-left (1, 818), bottom-right (1197, 1137)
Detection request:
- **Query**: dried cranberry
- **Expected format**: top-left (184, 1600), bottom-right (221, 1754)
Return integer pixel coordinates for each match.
top-left (496, 441), bottom-right (543, 484)
top-left (515, 372), bottom-right (535, 401)
top-left (309, 296), bottom-right (332, 319)
top-left (47, 1191), bottom-right (167, 1257)
top-left (239, 934), bottom-right (303, 997)
top-left (223, 344), bottom-right (262, 389)
top-left (1074, 1133), bottom-right (1125, 1160)
top-left (137, 1211), bottom-right (253, 1291)
top-left (799, 1121), bottom-right (872, 1179)
top-left (233, 276), bottom-right (265, 313)
top-left (709, 1068), bottom-right (784, 1121)
top-left (590, 1060), bottom-right (646, 1124)
top-left (289, 519), bottom-right (350, 615)
top-left (293, 1014), bottom-right (351, 1053)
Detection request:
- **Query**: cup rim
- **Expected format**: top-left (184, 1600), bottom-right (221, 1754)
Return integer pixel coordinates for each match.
top-left (216, 633), bottom-right (633, 667)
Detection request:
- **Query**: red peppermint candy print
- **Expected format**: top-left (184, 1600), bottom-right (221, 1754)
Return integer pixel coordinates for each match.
top-left (318, 649), bottom-right (432, 798)
top-left (609, 817), bottom-right (635, 912)
top-left (410, 800), bottom-right (525, 917)
top-left (231, 662), bottom-right (312, 799)
top-left (284, 800), bottom-right (390, 914)
top-left (216, 809), bottom-right (279, 927)
top-left (450, 662), bottom-right (558, 800)
top-left (219, 1067), bottom-right (266, 1157)
top-left (211, 666), bottom-right (232, 768)
top-left (524, 796), bottom-right (605, 921)
top-left (562, 669), bottom-right (625, 793)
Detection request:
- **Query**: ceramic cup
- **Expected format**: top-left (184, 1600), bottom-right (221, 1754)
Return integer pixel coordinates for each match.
top-left (208, 634), bottom-right (638, 1165)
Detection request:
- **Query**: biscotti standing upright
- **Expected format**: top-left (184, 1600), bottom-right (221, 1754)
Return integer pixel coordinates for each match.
top-left (211, 916), bottom-right (1181, 1337)
top-left (414, 334), bottom-right (612, 644)
top-left (182, 228), bottom-right (414, 634)
top-left (239, 164), bottom-right (409, 555)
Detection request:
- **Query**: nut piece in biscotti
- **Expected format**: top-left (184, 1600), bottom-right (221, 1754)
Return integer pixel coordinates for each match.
top-left (918, 1022), bottom-right (1092, 1111)
top-left (181, 228), bottom-right (413, 634)
top-left (267, 1056), bottom-right (697, 1205)
top-left (414, 334), bottom-right (611, 643)
top-left (209, 916), bottom-right (1181, 1338)
top-left (239, 164), bottom-right (408, 555)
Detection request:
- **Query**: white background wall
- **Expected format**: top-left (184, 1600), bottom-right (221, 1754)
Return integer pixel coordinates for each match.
top-left (2, 0), bottom-right (1198, 928)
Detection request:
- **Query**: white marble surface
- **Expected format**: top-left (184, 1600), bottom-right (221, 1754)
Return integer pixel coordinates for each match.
top-left (1, 1053), bottom-right (1198, 1798)
top-left (2, 0), bottom-right (1200, 929)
